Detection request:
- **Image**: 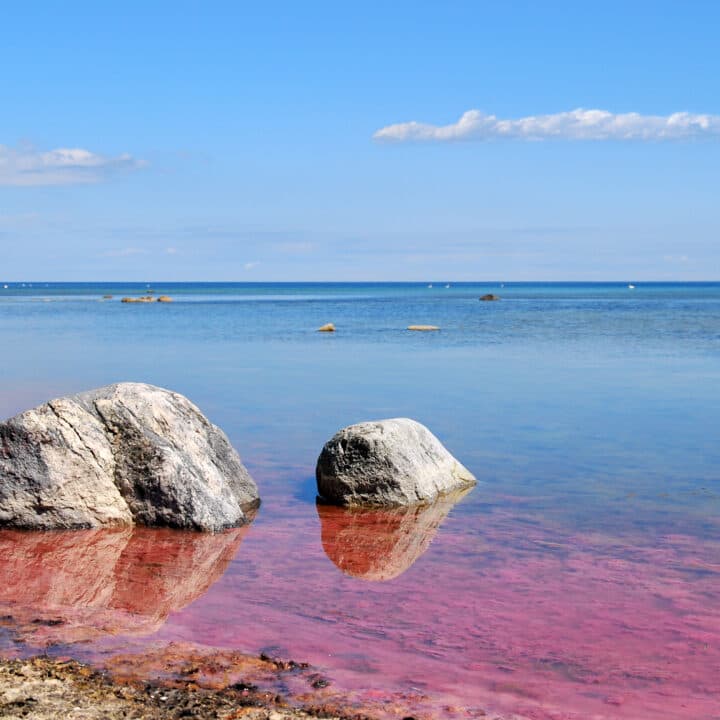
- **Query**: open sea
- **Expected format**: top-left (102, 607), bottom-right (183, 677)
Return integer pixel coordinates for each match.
top-left (1, 281), bottom-right (719, 719)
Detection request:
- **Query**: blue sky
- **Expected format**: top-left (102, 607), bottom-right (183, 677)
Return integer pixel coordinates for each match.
top-left (2, 1), bottom-right (719, 280)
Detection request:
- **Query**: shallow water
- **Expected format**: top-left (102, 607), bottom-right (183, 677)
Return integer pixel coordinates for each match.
top-left (1, 282), bottom-right (719, 718)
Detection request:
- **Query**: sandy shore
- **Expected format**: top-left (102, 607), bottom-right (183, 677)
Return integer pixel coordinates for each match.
top-left (0, 657), bottom-right (365, 720)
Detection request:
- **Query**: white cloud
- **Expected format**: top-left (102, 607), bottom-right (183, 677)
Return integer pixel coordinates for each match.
top-left (0, 144), bottom-right (145, 186)
top-left (243, 261), bottom-right (260, 270)
top-left (373, 108), bottom-right (720, 143)
top-left (165, 247), bottom-right (178, 255)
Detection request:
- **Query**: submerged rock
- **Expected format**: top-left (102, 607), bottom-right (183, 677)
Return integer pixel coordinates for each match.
top-left (317, 489), bottom-right (470, 581)
top-left (316, 418), bottom-right (476, 506)
top-left (479, 293), bottom-right (500, 301)
top-left (0, 383), bottom-right (259, 531)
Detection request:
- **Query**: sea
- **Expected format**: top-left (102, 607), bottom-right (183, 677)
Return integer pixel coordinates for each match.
top-left (0, 282), bottom-right (719, 719)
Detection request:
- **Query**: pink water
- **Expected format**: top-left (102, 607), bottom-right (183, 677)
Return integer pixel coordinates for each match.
top-left (1, 477), bottom-right (719, 720)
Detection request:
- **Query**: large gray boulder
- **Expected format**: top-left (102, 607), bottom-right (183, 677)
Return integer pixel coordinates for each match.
top-left (0, 383), bottom-right (259, 531)
top-left (316, 418), bottom-right (476, 506)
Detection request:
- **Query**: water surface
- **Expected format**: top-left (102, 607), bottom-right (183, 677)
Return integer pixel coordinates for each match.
top-left (1, 282), bottom-right (718, 719)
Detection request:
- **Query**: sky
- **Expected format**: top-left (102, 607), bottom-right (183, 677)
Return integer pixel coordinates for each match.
top-left (1, 1), bottom-right (719, 281)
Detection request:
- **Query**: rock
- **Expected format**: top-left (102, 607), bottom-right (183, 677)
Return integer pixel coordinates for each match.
top-left (156, 296), bottom-right (173, 302)
top-left (317, 488), bottom-right (470, 581)
top-left (407, 325), bottom-right (439, 331)
top-left (121, 296), bottom-right (155, 303)
top-left (102, 295), bottom-right (113, 299)
top-left (0, 383), bottom-right (259, 531)
top-left (316, 418), bottom-right (476, 506)
top-left (317, 323), bottom-right (335, 332)
top-left (479, 294), bottom-right (500, 301)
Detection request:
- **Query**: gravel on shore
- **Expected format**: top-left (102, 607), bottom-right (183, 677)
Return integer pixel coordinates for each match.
top-left (0, 657), bottom-right (361, 720)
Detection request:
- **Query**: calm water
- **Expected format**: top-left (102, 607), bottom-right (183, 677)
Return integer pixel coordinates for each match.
top-left (1, 282), bottom-right (719, 719)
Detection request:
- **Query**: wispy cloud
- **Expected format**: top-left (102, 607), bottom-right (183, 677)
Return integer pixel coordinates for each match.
top-left (243, 261), bottom-right (260, 270)
top-left (0, 211), bottom-right (39, 225)
top-left (0, 144), bottom-right (145, 186)
top-left (273, 241), bottom-right (318, 255)
top-left (373, 108), bottom-right (720, 143)
top-left (101, 247), bottom-right (148, 257)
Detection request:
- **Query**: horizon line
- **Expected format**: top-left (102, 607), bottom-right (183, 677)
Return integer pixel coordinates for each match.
top-left (3, 279), bottom-right (720, 285)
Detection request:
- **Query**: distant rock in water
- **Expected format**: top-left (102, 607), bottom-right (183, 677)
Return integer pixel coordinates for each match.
top-left (479, 294), bottom-right (500, 301)
top-left (317, 489), bottom-right (469, 581)
top-left (407, 325), bottom-right (440, 331)
top-left (0, 383), bottom-right (259, 531)
top-left (157, 295), bottom-right (173, 302)
top-left (121, 296), bottom-right (155, 303)
top-left (316, 418), bottom-right (476, 506)
top-left (0, 525), bottom-right (250, 644)
top-left (317, 323), bottom-right (336, 332)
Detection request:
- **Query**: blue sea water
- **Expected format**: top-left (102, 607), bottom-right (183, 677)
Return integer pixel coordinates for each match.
top-left (1, 281), bottom-right (719, 718)
top-left (1, 281), bottom-right (718, 532)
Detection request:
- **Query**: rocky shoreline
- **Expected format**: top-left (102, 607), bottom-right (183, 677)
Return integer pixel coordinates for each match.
top-left (0, 656), bottom-right (369, 720)
top-left (0, 388), bottom-right (479, 720)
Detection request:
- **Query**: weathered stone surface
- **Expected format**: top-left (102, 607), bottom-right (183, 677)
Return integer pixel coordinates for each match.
top-left (316, 418), bottom-right (476, 506)
top-left (0, 383), bottom-right (259, 531)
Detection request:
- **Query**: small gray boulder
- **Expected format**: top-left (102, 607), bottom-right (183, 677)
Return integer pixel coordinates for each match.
top-left (0, 383), bottom-right (259, 531)
top-left (316, 418), bottom-right (476, 506)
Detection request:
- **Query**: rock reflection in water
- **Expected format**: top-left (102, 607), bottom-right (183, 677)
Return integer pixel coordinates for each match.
top-left (317, 491), bottom-right (468, 581)
top-left (0, 524), bottom-right (250, 645)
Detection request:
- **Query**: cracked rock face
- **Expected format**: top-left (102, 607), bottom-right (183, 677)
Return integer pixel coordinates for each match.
top-left (316, 418), bottom-right (476, 506)
top-left (0, 383), bottom-right (259, 531)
